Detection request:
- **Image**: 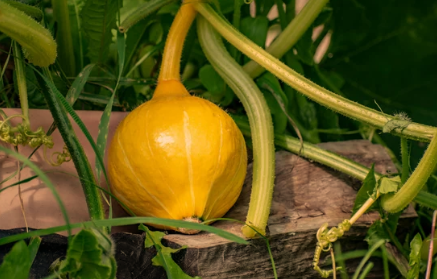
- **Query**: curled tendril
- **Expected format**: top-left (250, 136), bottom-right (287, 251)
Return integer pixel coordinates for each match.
top-left (313, 220), bottom-right (351, 277)
top-left (44, 145), bottom-right (72, 166)
top-left (0, 114), bottom-right (54, 148)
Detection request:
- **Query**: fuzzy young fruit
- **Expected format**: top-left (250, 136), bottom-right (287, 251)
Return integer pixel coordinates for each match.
top-left (108, 81), bottom-right (247, 231)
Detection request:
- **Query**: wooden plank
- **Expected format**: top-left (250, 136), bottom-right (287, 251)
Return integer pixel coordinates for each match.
top-left (113, 140), bottom-right (415, 278)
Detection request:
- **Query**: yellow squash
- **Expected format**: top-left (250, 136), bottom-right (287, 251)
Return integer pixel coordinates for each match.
top-left (108, 80), bottom-right (247, 231)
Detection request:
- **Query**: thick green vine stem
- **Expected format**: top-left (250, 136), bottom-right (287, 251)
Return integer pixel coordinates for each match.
top-left (236, 118), bottom-right (437, 210)
top-left (382, 132), bottom-right (437, 213)
top-left (0, 0), bottom-right (43, 21)
top-left (119, 0), bottom-right (176, 33)
top-left (36, 69), bottom-right (105, 225)
top-left (243, 0), bottom-right (329, 78)
top-left (194, 2), bottom-right (437, 142)
top-left (197, 17), bottom-right (275, 238)
top-left (0, 1), bottom-right (56, 67)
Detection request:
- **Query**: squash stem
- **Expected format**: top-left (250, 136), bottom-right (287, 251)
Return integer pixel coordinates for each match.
top-left (0, 1), bottom-right (57, 67)
top-left (194, 2), bottom-right (437, 142)
top-left (197, 17), bottom-right (275, 238)
top-left (382, 132), bottom-right (437, 213)
top-left (158, 2), bottom-right (197, 83)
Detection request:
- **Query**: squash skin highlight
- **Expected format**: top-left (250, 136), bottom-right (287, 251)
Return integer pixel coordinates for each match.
top-left (108, 87), bottom-right (247, 230)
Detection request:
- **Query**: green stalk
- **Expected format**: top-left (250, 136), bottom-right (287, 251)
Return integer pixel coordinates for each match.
top-left (401, 138), bottom-right (409, 184)
top-left (36, 68), bottom-right (105, 225)
top-left (243, 0), bottom-right (329, 78)
top-left (0, 0), bottom-right (43, 20)
top-left (197, 17), bottom-right (275, 238)
top-left (235, 118), bottom-right (437, 210)
top-left (194, 2), bottom-right (437, 142)
top-left (52, 0), bottom-right (76, 76)
top-left (0, 1), bottom-right (56, 67)
top-left (12, 41), bottom-right (29, 125)
top-left (119, 0), bottom-right (176, 33)
top-left (382, 133), bottom-right (437, 213)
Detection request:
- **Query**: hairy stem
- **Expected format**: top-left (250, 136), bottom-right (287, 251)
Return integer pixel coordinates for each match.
top-left (243, 0), bottom-right (329, 78)
top-left (0, 1), bottom-right (56, 67)
top-left (0, 0), bottom-right (43, 20)
top-left (195, 2), bottom-right (437, 142)
top-left (37, 68), bottom-right (105, 225)
top-left (235, 118), bottom-right (437, 210)
top-left (198, 17), bottom-right (275, 238)
top-left (52, 0), bottom-right (76, 76)
top-left (382, 132), bottom-right (437, 213)
top-left (12, 41), bottom-right (29, 125)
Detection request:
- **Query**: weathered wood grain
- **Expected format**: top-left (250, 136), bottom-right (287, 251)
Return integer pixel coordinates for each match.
top-left (114, 140), bottom-right (415, 279)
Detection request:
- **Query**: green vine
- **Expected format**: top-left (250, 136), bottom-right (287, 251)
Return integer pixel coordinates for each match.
top-left (382, 132), bottom-right (437, 213)
top-left (0, 1), bottom-right (57, 67)
top-left (194, 2), bottom-right (436, 142)
top-left (197, 17), bottom-right (275, 238)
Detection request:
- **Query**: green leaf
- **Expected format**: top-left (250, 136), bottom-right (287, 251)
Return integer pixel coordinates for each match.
top-left (365, 220), bottom-right (389, 246)
top-left (255, 0), bottom-right (275, 16)
top-left (65, 64), bottom-right (95, 105)
top-left (351, 164), bottom-right (377, 216)
top-left (324, 0), bottom-right (437, 165)
top-left (199, 64), bottom-right (226, 102)
top-left (148, 21), bottom-right (164, 44)
top-left (406, 233), bottom-right (422, 279)
top-left (0, 241), bottom-right (31, 279)
top-left (60, 229), bottom-right (116, 279)
top-left (140, 226), bottom-right (201, 279)
top-left (295, 28), bottom-right (314, 65)
top-left (218, 0), bottom-right (235, 14)
top-left (28, 237), bottom-right (42, 264)
top-left (240, 16), bottom-right (269, 63)
top-left (81, 0), bottom-right (121, 64)
top-left (257, 72), bottom-right (289, 134)
top-left (378, 176), bottom-right (401, 194)
top-left (313, 6), bottom-right (333, 26)
top-left (124, 22), bottom-right (150, 72)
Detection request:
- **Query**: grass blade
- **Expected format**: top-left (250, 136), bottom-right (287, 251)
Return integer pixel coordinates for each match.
top-left (352, 239), bottom-right (385, 279)
top-left (0, 146), bottom-right (71, 237)
top-left (65, 64), bottom-right (95, 105)
top-left (0, 217), bottom-right (248, 246)
top-left (35, 68), bottom-right (105, 224)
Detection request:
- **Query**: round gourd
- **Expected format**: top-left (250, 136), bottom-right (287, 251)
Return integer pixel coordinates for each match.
top-left (108, 80), bottom-right (247, 231)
